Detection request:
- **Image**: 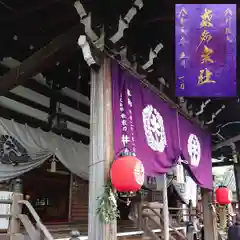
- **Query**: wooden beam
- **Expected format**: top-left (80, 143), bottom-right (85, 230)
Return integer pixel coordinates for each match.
top-left (213, 135), bottom-right (240, 151)
top-left (212, 161), bottom-right (233, 167)
top-left (0, 24), bottom-right (83, 96)
top-left (0, 105), bottom-right (89, 144)
top-left (24, 80), bottom-right (90, 116)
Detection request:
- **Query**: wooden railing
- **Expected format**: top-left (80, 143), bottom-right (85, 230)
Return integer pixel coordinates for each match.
top-left (129, 201), bottom-right (203, 240)
top-left (0, 179), bottom-right (83, 240)
top-left (19, 200), bottom-right (54, 240)
top-left (0, 192), bottom-right (54, 240)
top-left (0, 192), bottom-right (84, 240)
top-left (0, 179), bottom-right (207, 240)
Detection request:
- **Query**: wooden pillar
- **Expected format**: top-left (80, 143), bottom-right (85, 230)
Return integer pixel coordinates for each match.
top-left (88, 57), bottom-right (117, 240)
top-left (9, 179), bottom-right (24, 240)
top-left (234, 163), bottom-right (240, 213)
top-left (162, 174), bottom-right (169, 240)
top-left (201, 188), bottom-right (218, 240)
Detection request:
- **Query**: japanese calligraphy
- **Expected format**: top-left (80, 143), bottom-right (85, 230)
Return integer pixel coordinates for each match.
top-left (180, 26), bottom-right (188, 35)
top-left (225, 8), bottom-right (233, 42)
top-left (127, 89), bottom-right (136, 154)
top-left (225, 8), bottom-right (232, 24)
top-left (178, 7), bottom-right (188, 48)
top-left (197, 30), bottom-right (213, 50)
top-left (120, 94), bottom-right (129, 147)
top-left (178, 76), bottom-right (185, 90)
top-left (178, 7), bottom-right (188, 23)
top-left (225, 28), bottom-right (232, 35)
top-left (121, 135), bottom-right (130, 147)
top-left (121, 119), bottom-right (127, 127)
top-left (177, 6), bottom-right (188, 87)
top-left (120, 94), bottom-right (124, 112)
top-left (179, 36), bottom-right (188, 46)
top-left (121, 113), bottom-right (126, 119)
top-left (180, 52), bottom-right (187, 68)
top-left (201, 45), bottom-right (214, 64)
top-left (180, 83), bottom-right (185, 89)
top-left (128, 98), bottom-right (132, 108)
top-left (122, 126), bottom-right (127, 132)
top-left (200, 30), bottom-right (212, 44)
top-left (226, 34), bottom-right (232, 43)
top-left (198, 8), bottom-right (215, 86)
top-left (197, 68), bottom-right (216, 85)
top-left (200, 8), bottom-right (213, 28)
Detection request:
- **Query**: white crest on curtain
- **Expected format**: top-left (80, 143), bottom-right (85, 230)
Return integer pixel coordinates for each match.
top-left (187, 133), bottom-right (201, 167)
top-left (0, 118), bottom-right (89, 181)
top-left (142, 105), bottom-right (167, 152)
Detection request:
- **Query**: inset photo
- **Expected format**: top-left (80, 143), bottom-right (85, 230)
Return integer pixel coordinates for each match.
top-left (175, 4), bottom-right (236, 97)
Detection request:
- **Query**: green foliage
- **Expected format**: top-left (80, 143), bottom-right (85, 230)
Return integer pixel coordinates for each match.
top-left (96, 178), bottom-right (120, 224)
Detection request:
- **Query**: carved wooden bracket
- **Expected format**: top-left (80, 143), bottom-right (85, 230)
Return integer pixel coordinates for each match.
top-left (74, 1), bottom-right (99, 42)
top-left (109, 0), bottom-right (144, 43)
top-left (78, 35), bottom-right (100, 69)
top-left (142, 43), bottom-right (163, 70)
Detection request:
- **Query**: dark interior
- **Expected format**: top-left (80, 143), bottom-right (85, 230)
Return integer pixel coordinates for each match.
top-left (22, 161), bottom-right (70, 223)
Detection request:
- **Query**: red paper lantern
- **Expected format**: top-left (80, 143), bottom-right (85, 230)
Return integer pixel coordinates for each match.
top-left (215, 186), bottom-right (232, 205)
top-left (111, 154), bottom-right (145, 192)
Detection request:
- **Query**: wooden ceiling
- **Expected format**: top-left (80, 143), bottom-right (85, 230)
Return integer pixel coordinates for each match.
top-left (0, 0), bottom-right (94, 144)
top-left (0, 0), bottom-right (239, 163)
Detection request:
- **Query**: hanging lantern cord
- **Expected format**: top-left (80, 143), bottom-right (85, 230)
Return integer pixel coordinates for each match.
top-left (114, 147), bottom-right (131, 159)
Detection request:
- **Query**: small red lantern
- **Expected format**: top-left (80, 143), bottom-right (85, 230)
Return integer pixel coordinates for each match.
top-left (111, 153), bottom-right (145, 192)
top-left (215, 186), bottom-right (232, 205)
